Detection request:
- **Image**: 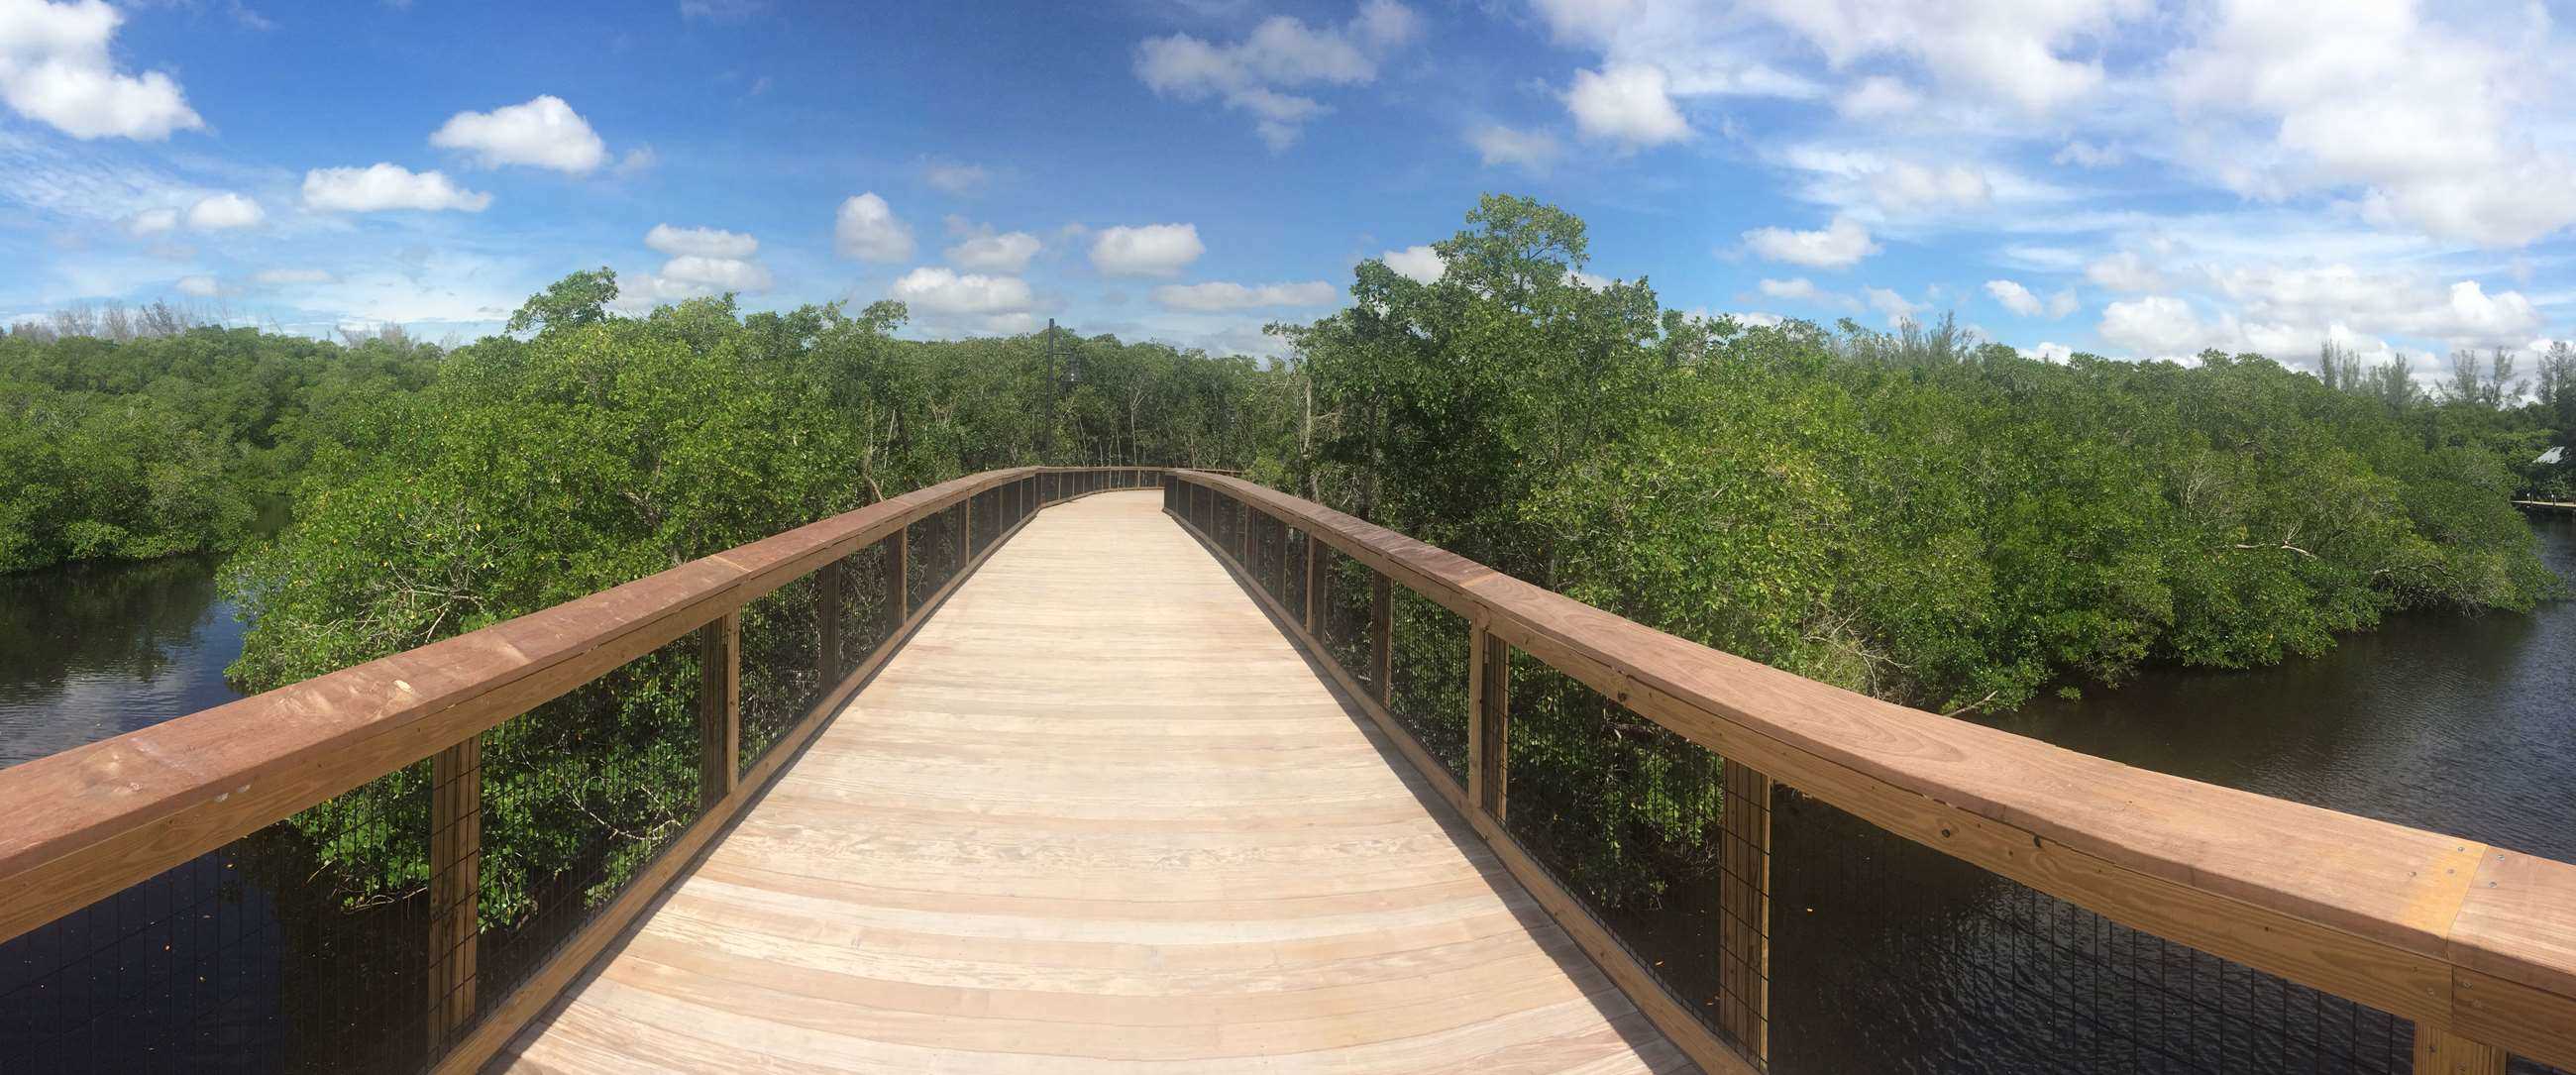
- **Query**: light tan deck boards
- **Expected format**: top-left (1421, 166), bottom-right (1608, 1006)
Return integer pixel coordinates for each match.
top-left (501, 490), bottom-right (1684, 1074)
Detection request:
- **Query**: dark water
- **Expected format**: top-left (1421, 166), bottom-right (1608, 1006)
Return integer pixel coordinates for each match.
top-left (1772, 513), bottom-right (2576, 1074)
top-left (0, 555), bottom-right (249, 770)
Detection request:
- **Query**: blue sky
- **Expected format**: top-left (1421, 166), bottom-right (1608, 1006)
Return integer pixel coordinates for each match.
top-left (5, 0), bottom-right (2575, 373)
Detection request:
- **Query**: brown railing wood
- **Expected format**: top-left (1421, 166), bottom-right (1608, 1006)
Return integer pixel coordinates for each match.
top-left (1468, 625), bottom-right (1507, 818)
top-left (1164, 468), bottom-right (2576, 1073)
top-left (695, 610), bottom-right (740, 810)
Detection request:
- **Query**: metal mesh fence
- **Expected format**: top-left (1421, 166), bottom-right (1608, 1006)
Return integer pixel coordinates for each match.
top-left (1314, 544), bottom-right (1376, 692)
top-left (906, 503), bottom-right (962, 612)
top-left (1771, 791), bottom-right (2416, 1074)
top-left (1386, 586), bottom-right (1470, 779)
top-left (737, 576), bottom-right (818, 776)
top-left (0, 766), bottom-right (436, 1073)
top-left (834, 536), bottom-right (898, 685)
top-left (1282, 526), bottom-right (1309, 627)
top-left (467, 633), bottom-right (701, 1031)
top-left (1498, 651), bottom-right (1763, 1056)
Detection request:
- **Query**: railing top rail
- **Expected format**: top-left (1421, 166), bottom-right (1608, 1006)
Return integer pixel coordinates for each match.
top-left (1168, 469), bottom-right (2576, 1059)
top-left (0, 465), bottom-right (1166, 945)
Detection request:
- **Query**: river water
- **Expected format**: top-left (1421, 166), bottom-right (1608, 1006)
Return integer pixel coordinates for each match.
top-left (0, 520), bottom-right (2568, 1071)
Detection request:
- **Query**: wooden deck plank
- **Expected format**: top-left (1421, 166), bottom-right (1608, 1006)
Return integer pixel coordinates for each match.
top-left (503, 490), bottom-right (1677, 1073)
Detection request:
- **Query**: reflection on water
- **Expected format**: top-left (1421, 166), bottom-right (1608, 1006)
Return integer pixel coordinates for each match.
top-left (0, 556), bottom-right (248, 770)
top-left (1774, 514), bottom-right (2576, 1074)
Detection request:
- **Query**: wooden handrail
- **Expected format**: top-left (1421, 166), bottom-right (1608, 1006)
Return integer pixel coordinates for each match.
top-left (1168, 469), bottom-right (2576, 1071)
top-left (0, 466), bottom-right (1152, 947)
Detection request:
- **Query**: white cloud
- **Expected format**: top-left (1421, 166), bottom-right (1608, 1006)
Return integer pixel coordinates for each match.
top-left (942, 220), bottom-right (1041, 272)
top-left (2204, 264), bottom-right (2542, 346)
top-left (429, 95), bottom-right (608, 173)
top-left (2086, 251), bottom-right (2164, 293)
top-left (834, 193), bottom-right (914, 262)
top-left (185, 192), bottom-right (263, 230)
top-left (1758, 276), bottom-right (1826, 301)
top-left (2023, 341), bottom-right (2074, 362)
top-left (1529, 0), bottom-right (1819, 105)
top-left (1564, 64), bottom-right (1690, 148)
top-left (2165, 0), bottom-right (2576, 246)
top-left (1742, 214), bottom-right (1878, 269)
top-left (1089, 222), bottom-right (1203, 276)
top-left (656, 254), bottom-right (772, 293)
top-left (1467, 124), bottom-right (1560, 172)
top-left (889, 266), bottom-right (1032, 315)
top-left (2053, 140), bottom-right (2122, 167)
top-left (174, 273), bottom-right (217, 296)
top-left (613, 147), bottom-right (657, 177)
top-left (678, 0), bottom-right (764, 20)
top-left (1837, 75), bottom-right (1919, 118)
top-left (301, 163), bottom-right (491, 213)
top-left (2098, 295), bottom-right (2205, 356)
top-left (645, 224), bottom-right (758, 260)
top-left (254, 268), bottom-right (331, 285)
top-left (1869, 161), bottom-right (1990, 212)
top-left (1985, 278), bottom-right (2075, 318)
top-left (1152, 279), bottom-right (1338, 311)
top-left (1381, 244), bottom-right (1445, 284)
top-left (1864, 285), bottom-right (1921, 325)
top-left (1747, 0), bottom-right (2142, 116)
top-left (124, 206), bottom-right (176, 236)
top-left (922, 160), bottom-right (989, 195)
top-left (0, 0), bottom-right (202, 140)
top-left (1134, 1), bottom-right (1421, 149)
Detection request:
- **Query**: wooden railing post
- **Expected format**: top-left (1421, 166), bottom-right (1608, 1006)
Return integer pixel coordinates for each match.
top-left (1369, 574), bottom-right (1392, 705)
top-left (1467, 626), bottom-right (1508, 819)
top-left (2415, 1029), bottom-right (2508, 1075)
top-left (817, 558), bottom-right (842, 688)
top-left (961, 495), bottom-right (973, 563)
top-left (426, 736), bottom-right (481, 1049)
top-left (1717, 759), bottom-right (1773, 1063)
top-left (697, 611), bottom-right (739, 810)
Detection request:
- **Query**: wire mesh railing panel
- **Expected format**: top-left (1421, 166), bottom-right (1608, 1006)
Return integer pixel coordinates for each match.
top-left (736, 576), bottom-right (819, 775)
top-left (1315, 544), bottom-right (1376, 691)
top-left (1213, 491), bottom-right (1237, 557)
top-left (0, 765), bottom-right (436, 1073)
top-left (466, 633), bottom-right (701, 1037)
top-left (1283, 526), bottom-right (1309, 625)
top-left (1500, 651), bottom-right (1761, 1054)
top-left (833, 538), bottom-right (896, 688)
top-left (1770, 791), bottom-right (2413, 1075)
top-left (906, 503), bottom-right (960, 612)
top-left (1385, 587), bottom-right (1470, 778)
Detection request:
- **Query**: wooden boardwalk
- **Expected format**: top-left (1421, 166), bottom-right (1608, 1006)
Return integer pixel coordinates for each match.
top-left (500, 490), bottom-right (1685, 1073)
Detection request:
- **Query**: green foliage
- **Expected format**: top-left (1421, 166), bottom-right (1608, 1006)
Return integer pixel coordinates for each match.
top-left (0, 327), bottom-right (438, 572)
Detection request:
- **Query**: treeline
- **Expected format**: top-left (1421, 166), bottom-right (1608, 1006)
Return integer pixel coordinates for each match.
top-left (1281, 196), bottom-right (2564, 718)
top-left (0, 320), bottom-right (439, 572)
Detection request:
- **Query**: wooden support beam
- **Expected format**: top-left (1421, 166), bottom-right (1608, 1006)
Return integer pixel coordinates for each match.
top-left (816, 558), bottom-right (842, 689)
top-left (2414, 1027), bottom-right (2508, 1075)
top-left (1717, 759), bottom-right (1773, 1062)
top-left (426, 737), bottom-right (481, 1050)
top-left (1370, 574), bottom-right (1392, 705)
top-left (696, 612), bottom-right (739, 810)
top-left (1467, 626), bottom-right (1509, 819)
top-left (891, 526), bottom-right (910, 626)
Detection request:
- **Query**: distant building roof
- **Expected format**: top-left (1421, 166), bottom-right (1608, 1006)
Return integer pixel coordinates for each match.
top-left (2540, 446), bottom-right (2568, 465)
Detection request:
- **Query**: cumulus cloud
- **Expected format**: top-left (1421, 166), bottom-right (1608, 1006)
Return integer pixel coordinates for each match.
top-left (1742, 214), bottom-right (1878, 269)
top-left (943, 221), bottom-right (1041, 273)
top-left (834, 193), bottom-right (914, 262)
top-left (1152, 279), bottom-right (1338, 311)
top-left (1985, 278), bottom-right (2076, 319)
top-left (2204, 264), bottom-right (2541, 346)
top-left (1564, 64), bottom-right (1690, 148)
top-left (0, 0), bottom-right (203, 140)
top-left (656, 254), bottom-right (772, 292)
top-left (174, 273), bottom-right (217, 296)
top-left (645, 224), bottom-right (758, 260)
top-left (1133, 0), bottom-right (1420, 149)
top-left (2165, 0), bottom-right (2576, 246)
top-left (2098, 295), bottom-right (2206, 357)
top-left (185, 192), bottom-right (263, 230)
top-left (1758, 276), bottom-right (1827, 301)
top-left (429, 95), bottom-right (608, 173)
top-left (1870, 161), bottom-right (1990, 212)
top-left (2086, 251), bottom-right (2164, 293)
top-left (1467, 124), bottom-right (1560, 172)
top-left (889, 266), bottom-right (1032, 315)
top-left (1837, 75), bottom-right (1919, 118)
top-left (1748, 0), bottom-right (2139, 116)
top-left (254, 268), bottom-right (331, 285)
top-left (301, 163), bottom-right (492, 212)
top-left (1089, 223), bottom-right (1203, 277)
top-left (1864, 285), bottom-right (1921, 325)
top-left (1380, 245), bottom-right (1445, 284)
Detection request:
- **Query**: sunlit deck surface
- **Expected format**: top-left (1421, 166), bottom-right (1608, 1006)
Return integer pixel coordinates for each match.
top-left (500, 490), bottom-right (1684, 1073)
